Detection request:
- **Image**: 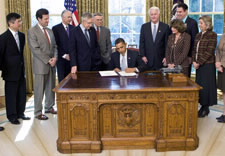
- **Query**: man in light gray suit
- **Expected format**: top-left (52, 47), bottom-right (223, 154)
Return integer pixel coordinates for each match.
top-left (93, 13), bottom-right (112, 70)
top-left (28, 8), bottom-right (57, 120)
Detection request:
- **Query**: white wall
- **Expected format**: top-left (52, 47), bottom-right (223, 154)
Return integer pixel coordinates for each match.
top-left (0, 0), bottom-right (6, 96)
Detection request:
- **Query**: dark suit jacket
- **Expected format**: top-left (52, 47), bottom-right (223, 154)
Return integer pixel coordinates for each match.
top-left (139, 21), bottom-right (170, 70)
top-left (0, 29), bottom-right (25, 81)
top-left (52, 23), bottom-right (75, 59)
top-left (185, 16), bottom-right (199, 57)
top-left (192, 31), bottom-right (217, 65)
top-left (69, 25), bottom-right (101, 71)
top-left (108, 49), bottom-right (147, 72)
top-left (166, 32), bottom-right (191, 67)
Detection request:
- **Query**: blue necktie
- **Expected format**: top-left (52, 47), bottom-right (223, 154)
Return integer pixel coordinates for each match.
top-left (66, 26), bottom-right (69, 37)
top-left (84, 29), bottom-right (90, 45)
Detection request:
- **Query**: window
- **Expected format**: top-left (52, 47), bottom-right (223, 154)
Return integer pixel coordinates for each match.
top-left (108, 0), bottom-right (146, 47)
top-left (188, 0), bottom-right (224, 42)
top-left (30, 0), bottom-right (64, 28)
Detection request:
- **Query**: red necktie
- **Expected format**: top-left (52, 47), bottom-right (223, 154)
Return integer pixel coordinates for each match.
top-left (43, 28), bottom-right (51, 45)
top-left (96, 27), bottom-right (100, 41)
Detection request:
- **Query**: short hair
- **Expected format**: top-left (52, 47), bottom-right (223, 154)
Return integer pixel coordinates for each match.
top-left (171, 19), bottom-right (186, 33)
top-left (61, 10), bottom-right (72, 18)
top-left (173, 0), bottom-right (184, 4)
top-left (81, 12), bottom-right (93, 22)
top-left (93, 12), bottom-right (103, 17)
top-left (36, 8), bottom-right (49, 20)
top-left (6, 13), bottom-right (21, 26)
top-left (148, 6), bottom-right (160, 15)
top-left (115, 38), bottom-right (126, 45)
top-left (177, 3), bottom-right (188, 11)
top-left (199, 15), bottom-right (213, 31)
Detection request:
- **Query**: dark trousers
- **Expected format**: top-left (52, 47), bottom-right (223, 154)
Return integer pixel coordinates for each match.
top-left (56, 59), bottom-right (71, 82)
top-left (5, 76), bottom-right (26, 120)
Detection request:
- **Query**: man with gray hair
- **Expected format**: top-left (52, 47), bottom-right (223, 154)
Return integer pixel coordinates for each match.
top-left (52, 10), bottom-right (75, 82)
top-left (93, 12), bottom-right (112, 70)
top-left (70, 12), bottom-right (101, 73)
top-left (139, 6), bottom-right (170, 70)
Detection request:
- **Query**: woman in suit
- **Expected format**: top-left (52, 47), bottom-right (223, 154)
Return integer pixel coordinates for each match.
top-left (165, 19), bottom-right (191, 76)
top-left (192, 15), bottom-right (217, 118)
top-left (215, 34), bottom-right (225, 122)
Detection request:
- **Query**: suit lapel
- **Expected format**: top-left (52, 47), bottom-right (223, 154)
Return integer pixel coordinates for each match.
top-left (7, 30), bottom-right (20, 53)
top-left (35, 25), bottom-right (50, 46)
top-left (115, 52), bottom-right (120, 68)
top-left (18, 32), bottom-right (23, 53)
top-left (99, 26), bottom-right (104, 40)
top-left (60, 23), bottom-right (69, 39)
top-left (127, 50), bottom-right (132, 67)
top-left (154, 22), bottom-right (161, 43)
top-left (149, 22), bottom-right (154, 43)
top-left (78, 26), bottom-right (91, 47)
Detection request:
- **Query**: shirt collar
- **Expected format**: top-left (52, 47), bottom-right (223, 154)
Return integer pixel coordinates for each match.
top-left (151, 22), bottom-right (159, 27)
top-left (120, 49), bottom-right (128, 57)
top-left (62, 23), bottom-right (68, 29)
top-left (93, 24), bottom-right (100, 31)
top-left (80, 24), bottom-right (86, 32)
top-left (38, 23), bottom-right (46, 31)
top-left (183, 16), bottom-right (188, 23)
top-left (9, 28), bottom-right (18, 36)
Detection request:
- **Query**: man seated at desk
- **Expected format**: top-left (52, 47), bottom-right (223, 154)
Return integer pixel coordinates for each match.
top-left (108, 38), bottom-right (147, 73)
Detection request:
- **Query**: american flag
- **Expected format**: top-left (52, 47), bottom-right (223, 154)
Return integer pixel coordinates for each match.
top-left (64, 0), bottom-right (80, 26)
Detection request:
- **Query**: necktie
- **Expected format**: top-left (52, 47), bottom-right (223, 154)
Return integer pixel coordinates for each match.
top-left (96, 27), bottom-right (100, 41)
top-left (121, 55), bottom-right (126, 71)
top-left (152, 24), bottom-right (157, 42)
top-left (43, 28), bottom-right (51, 45)
top-left (15, 32), bottom-right (20, 50)
top-left (84, 29), bottom-right (90, 45)
top-left (66, 26), bottom-right (69, 37)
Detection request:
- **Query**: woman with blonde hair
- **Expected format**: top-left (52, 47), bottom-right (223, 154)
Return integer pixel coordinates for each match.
top-left (192, 15), bottom-right (217, 118)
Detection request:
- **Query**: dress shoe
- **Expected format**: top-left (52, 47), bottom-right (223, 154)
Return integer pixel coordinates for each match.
top-left (9, 119), bottom-right (20, 125)
top-left (19, 115), bottom-right (31, 120)
top-left (216, 114), bottom-right (225, 120)
top-left (0, 127), bottom-right (4, 131)
top-left (35, 114), bottom-right (48, 120)
top-left (198, 107), bottom-right (204, 117)
top-left (45, 108), bottom-right (57, 114)
top-left (217, 115), bottom-right (225, 123)
top-left (198, 107), bottom-right (210, 118)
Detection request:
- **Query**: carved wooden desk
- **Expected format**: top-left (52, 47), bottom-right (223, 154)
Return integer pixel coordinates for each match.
top-left (54, 72), bottom-right (201, 153)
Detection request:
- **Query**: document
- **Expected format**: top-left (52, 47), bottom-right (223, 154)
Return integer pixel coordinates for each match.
top-left (99, 71), bottom-right (118, 76)
top-left (118, 71), bottom-right (137, 76)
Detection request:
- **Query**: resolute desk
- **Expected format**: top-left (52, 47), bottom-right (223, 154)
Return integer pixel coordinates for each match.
top-left (54, 72), bottom-right (201, 153)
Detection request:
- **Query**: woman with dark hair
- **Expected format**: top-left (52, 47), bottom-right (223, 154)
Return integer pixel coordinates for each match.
top-left (192, 15), bottom-right (217, 118)
top-left (165, 19), bottom-right (191, 76)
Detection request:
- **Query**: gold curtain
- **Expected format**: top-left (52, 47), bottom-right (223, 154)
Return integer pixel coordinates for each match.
top-left (146, 0), bottom-right (173, 24)
top-left (77, 0), bottom-right (109, 26)
top-left (5, 0), bottom-right (33, 93)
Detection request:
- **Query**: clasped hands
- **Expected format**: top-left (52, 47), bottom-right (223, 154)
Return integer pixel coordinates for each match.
top-left (48, 57), bottom-right (57, 67)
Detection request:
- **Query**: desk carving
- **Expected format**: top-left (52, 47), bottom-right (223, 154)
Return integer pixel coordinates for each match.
top-left (55, 72), bottom-right (200, 153)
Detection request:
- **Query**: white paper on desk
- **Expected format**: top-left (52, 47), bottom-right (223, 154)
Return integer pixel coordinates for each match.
top-left (118, 71), bottom-right (137, 76)
top-left (99, 71), bottom-right (118, 76)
